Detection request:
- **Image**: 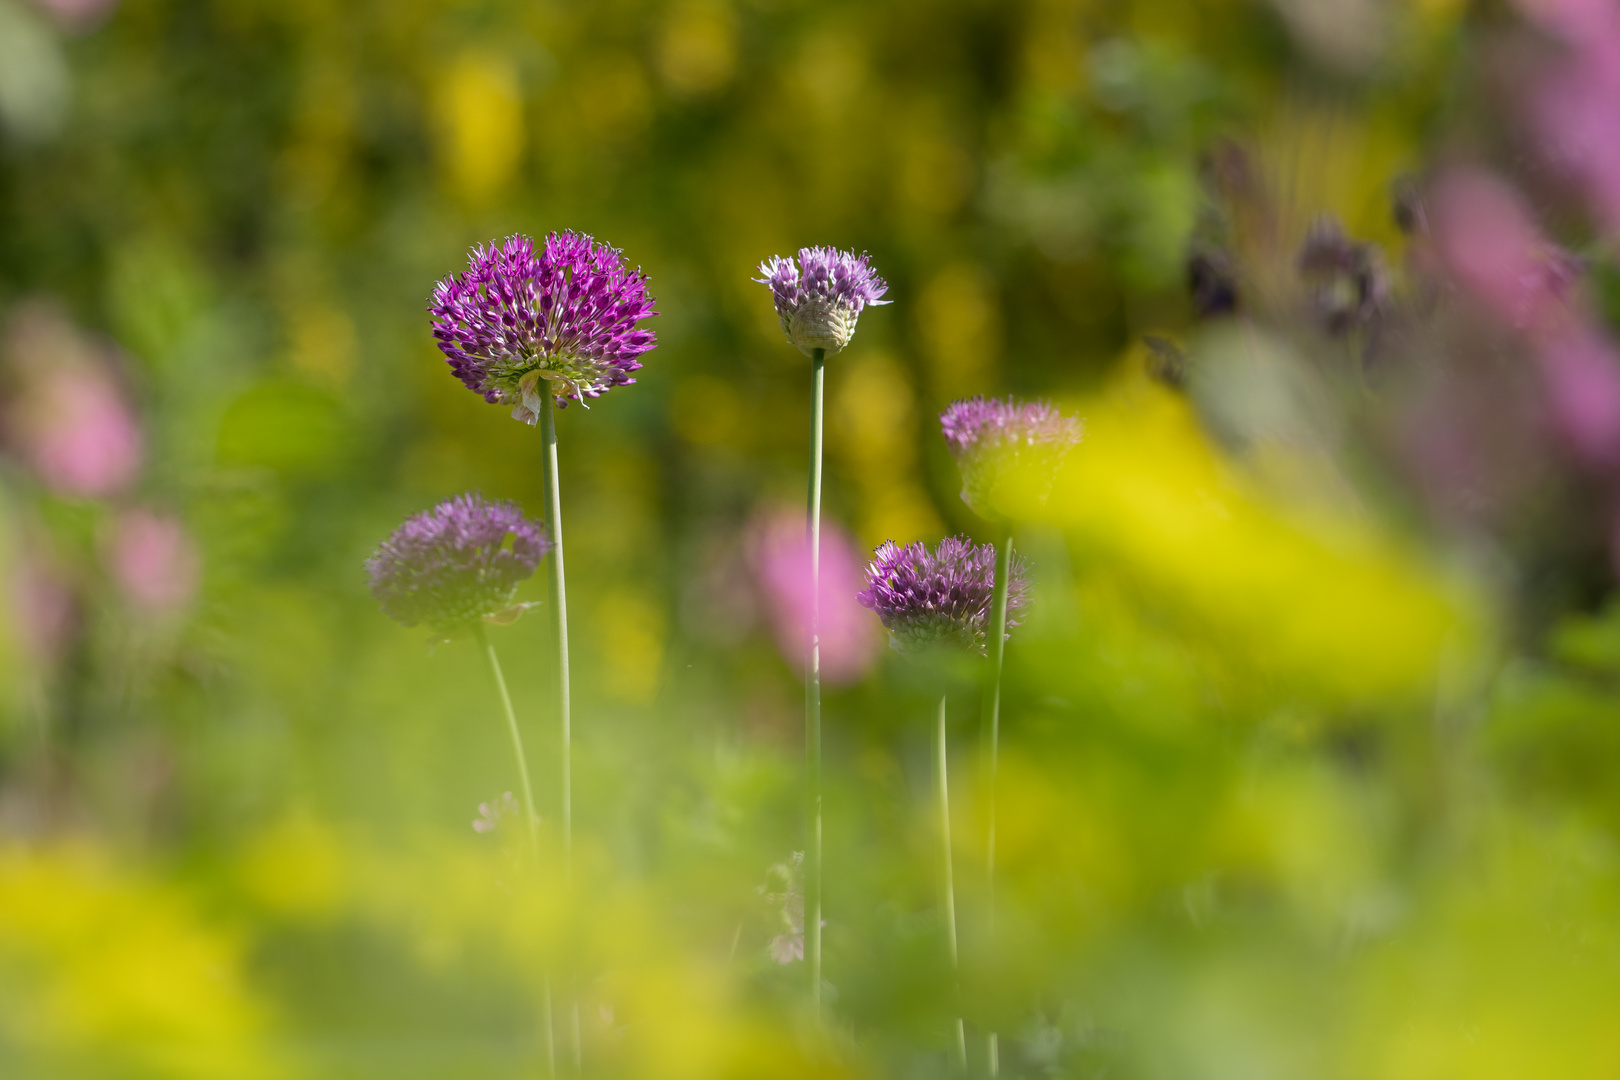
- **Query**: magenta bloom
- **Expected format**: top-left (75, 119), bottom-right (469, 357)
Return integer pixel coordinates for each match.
top-left (755, 247), bottom-right (890, 358)
top-left (366, 494), bottom-right (550, 634)
top-left (857, 536), bottom-right (1029, 656)
top-left (109, 510), bottom-right (200, 615)
top-left (749, 509), bottom-right (880, 685)
top-left (1429, 169), bottom-right (1582, 333)
top-left (940, 396), bottom-right (1083, 520)
top-left (429, 233), bottom-right (659, 422)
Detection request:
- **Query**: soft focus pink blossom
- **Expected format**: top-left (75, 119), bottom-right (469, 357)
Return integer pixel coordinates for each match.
top-left (1532, 56), bottom-right (1620, 235)
top-left (748, 509), bottom-right (880, 686)
top-left (108, 509), bottom-right (200, 615)
top-left (31, 0), bottom-right (120, 30)
top-left (4, 303), bottom-right (143, 498)
top-left (18, 367), bottom-right (144, 498)
top-left (1535, 324), bottom-right (1620, 468)
top-left (1513, 0), bottom-right (1620, 234)
top-left (1430, 169), bottom-right (1578, 332)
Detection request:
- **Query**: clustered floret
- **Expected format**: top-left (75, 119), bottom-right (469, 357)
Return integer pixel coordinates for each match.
top-left (366, 493), bottom-right (550, 634)
top-left (856, 536), bottom-right (1029, 656)
top-left (939, 396), bottom-right (1084, 520)
top-left (429, 232), bottom-right (659, 422)
top-left (755, 247), bottom-right (890, 358)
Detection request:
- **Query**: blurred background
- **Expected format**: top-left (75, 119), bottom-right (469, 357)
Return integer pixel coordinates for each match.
top-left (4, 0), bottom-right (1620, 1076)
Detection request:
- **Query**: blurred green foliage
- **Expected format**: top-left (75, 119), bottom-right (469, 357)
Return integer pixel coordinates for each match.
top-left (2, 0), bottom-right (1620, 1077)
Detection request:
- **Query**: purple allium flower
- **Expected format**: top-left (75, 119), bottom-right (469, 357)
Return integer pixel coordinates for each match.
top-left (940, 397), bottom-right (1084, 521)
top-left (366, 493), bottom-right (550, 634)
top-left (755, 247), bottom-right (890, 358)
top-left (429, 233), bottom-right (659, 422)
top-left (1296, 216), bottom-right (1387, 337)
top-left (856, 536), bottom-right (1030, 656)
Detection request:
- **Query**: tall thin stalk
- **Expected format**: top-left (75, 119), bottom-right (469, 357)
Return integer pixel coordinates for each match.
top-left (475, 623), bottom-right (539, 857)
top-left (475, 621), bottom-right (550, 1078)
top-left (982, 529), bottom-right (1014, 1077)
top-left (937, 692), bottom-right (966, 1071)
top-left (805, 346), bottom-right (826, 1017)
top-left (539, 390), bottom-right (573, 869)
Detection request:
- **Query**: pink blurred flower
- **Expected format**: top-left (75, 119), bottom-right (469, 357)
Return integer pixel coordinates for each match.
top-left (1430, 169), bottom-right (1579, 332)
top-left (1513, 0), bottom-right (1620, 234)
top-left (1532, 56), bottom-right (1620, 235)
top-left (4, 303), bottom-right (143, 499)
top-left (107, 509), bottom-right (200, 615)
top-left (30, 0), bottom-right (120, 31)
top-left (748, 509), bottom-right (880, 686)
top-left (1536, 324), bottom-right (1620, 468)
top-left (19, 367), bottom-right (144, 498)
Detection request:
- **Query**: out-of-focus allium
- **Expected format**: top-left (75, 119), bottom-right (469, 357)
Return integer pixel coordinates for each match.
top-left (1430, 169), bottom-right (1583, 332)
top-left (3, 304), bottom-right (142, 498)
top-left (760, 852), bottom-right (806, 964)
top-left (366, 494), bottom-right (550, 634)
top-left (429, 233), bottom-right (659, 422)
top-left (109, 509), bottom-right (200, 615)
top-left (472, 792), bottom-right (520, 834)
top-left (748, 509), bottom-right (879, 684)
top-left (754, 247), bottom-right (890, 358)
top-left (1297, 216), bottom-right (1387, 336)
top-left (856, 536), bottom-right (1029, 656)
top-left (1187, 249), bottom-right (1239, 318)
top-left (940, 396), bottom-right (1084, 521)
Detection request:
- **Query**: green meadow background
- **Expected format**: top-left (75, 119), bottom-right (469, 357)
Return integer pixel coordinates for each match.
top-left (3, 0), bottom-right (1620, 1077)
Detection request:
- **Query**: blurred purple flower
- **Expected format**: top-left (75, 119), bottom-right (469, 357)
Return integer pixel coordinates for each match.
top-left (1430, 168), bottom-right (1582, 332)
top-left (940, 396), bottom-right (1084, 521)
top-left (366, 493), bottom-right (550, 634)
top-left (429, 233), bottom-right (659, 422)
top-left (32, 0), bottom-right (120, 30)
top-left (109, 509), bottom-right (200, 615)
top-left (1536, 324), bottom-right (1620, 468)
top-left (748, 509), bottom-right (879, 685)
top-left (856, 536), bottom-right (1029, 656)
top-left (3, 304), bottom-right (142, 499)
top-left (755, 247), bottom-right (890, 358)
top-left (1531, 54), bottom-right (1620, 235)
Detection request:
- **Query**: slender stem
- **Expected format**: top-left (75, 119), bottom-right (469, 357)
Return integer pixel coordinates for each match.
top-left (938, 692), bottom-right (966, 1071)
top-left (543, 978), bottom-right (557, 1080)
top-left (805, 347), bottom-right (826, 1018)
top-left (539, 390), bottom-right (573, 872)
top-left (476, 623), bottom-right (539, 857)
top-left (983, 529), bottom-right (1013, 1077)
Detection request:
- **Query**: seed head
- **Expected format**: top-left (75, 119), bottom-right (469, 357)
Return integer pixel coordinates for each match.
top-left (755, 247), bottom-right (890, 358)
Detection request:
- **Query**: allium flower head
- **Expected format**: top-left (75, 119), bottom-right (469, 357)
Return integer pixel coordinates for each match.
top-left (856, 536), bottom-right (1029, 656)
top-left (429, 232), bottom-right (659, 423)
top-left (367, 494), bottom-right (550, 634)
top-left (940, 397), bottom-right (1084, 521)
top-left (755, 246), bottom-right (890, 358)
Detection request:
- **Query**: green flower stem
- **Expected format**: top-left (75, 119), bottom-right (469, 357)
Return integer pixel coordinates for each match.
top-left (806, 346), bottom-right (826, 1018)
top-left (539, 390), bottom-right (573, 871)
top-left (475, 622), bottom-right (539, 857)
top-left (937, 691), bottom-right (967, 1071)
top-left (983, 528), bottom-right (1014, 1077)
